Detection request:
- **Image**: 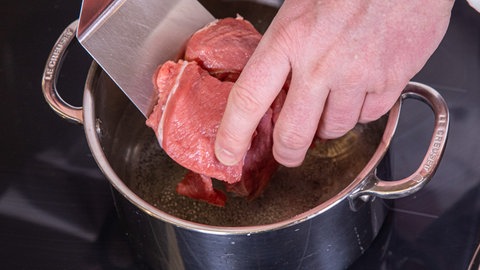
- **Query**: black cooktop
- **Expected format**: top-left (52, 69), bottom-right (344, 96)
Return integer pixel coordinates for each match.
top-left (1, 1), bottom-right (479, 269)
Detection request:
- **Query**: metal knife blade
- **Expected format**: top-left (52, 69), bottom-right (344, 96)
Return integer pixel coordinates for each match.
top-left (77, 0), bottom-right (215, 117)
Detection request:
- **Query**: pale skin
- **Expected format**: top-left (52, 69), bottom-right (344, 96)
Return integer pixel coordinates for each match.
top-left (215, 0), bottom-right (454, 167)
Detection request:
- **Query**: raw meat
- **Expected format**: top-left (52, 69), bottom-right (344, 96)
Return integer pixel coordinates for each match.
top-left (146, 16), bottom-right (282, 206)
top-left (147, 60), bottom-right (243, 184)
top-left (176, 171), bottom-right (227, 207)
top-left (185, 16), bottom-right (262, 81)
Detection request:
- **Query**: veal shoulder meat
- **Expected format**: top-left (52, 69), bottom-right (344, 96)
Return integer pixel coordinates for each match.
top-left (185, 16), bottom-right (261, 82)
top-left (147, 60), bottom-right (243, 184)
top-left (176, 171), bottom-right (227, 207)
top-left (147, 16), bottom-right (281, 206)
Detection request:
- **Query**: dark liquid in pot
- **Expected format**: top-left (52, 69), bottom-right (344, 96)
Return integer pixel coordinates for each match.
top-left (116, 119), bottom-right (384, 227)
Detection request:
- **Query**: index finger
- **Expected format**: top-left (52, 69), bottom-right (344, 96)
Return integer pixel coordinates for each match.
top-left (215, 37), bottom-right (291, 166)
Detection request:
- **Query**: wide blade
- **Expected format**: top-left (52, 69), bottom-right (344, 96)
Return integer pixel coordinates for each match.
top-left (78, 0), bottom-right (214, 117)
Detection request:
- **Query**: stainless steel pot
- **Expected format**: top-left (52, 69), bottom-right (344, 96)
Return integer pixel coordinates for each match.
top-left (42, 2), bottom-right (449, 269)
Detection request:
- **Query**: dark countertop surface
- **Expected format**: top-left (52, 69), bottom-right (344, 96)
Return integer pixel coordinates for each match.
top-left (1, 1), bottom-right (479, 269)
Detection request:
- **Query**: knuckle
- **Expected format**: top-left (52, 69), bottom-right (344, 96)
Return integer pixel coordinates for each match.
top-left (360, 104), bottom-right (390, 123)
top-left (319, 114), bottom-right (356, 139)
top-left (359, 111), bottom-right (380, 123)
top-left (230, 83), bottom-right (264, 117)
top-left (274, 128), bottom-right (312, 152)
top-left (217, 124), bottom-right (242, 146)
top-left (273, 129), bottom-right (311, 167)
top-left (361, 86), bottom-right (404, 123)
top-left (339, 69), bottom-right (369, 90)
top-left (318, 126), bottom-right (351, 140)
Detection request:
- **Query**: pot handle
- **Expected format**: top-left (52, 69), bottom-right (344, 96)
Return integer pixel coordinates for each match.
top-left (351, 82), bottom-right (449, 200)
top-left (41, 20), bottom-right (83, 124)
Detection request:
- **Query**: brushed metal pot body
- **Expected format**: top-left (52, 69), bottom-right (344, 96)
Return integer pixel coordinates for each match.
top-left (42, 4), bottom-right (449, 270)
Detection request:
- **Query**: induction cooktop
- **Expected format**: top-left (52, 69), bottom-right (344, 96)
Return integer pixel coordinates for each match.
top-left (1, 1), bottom-right (479, 269)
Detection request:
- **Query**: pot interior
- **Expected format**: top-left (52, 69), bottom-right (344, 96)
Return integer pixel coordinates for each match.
top-left (90, 0), bottom-right (388, 227)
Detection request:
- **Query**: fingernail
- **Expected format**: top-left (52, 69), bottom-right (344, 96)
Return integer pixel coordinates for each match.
top-left (215, 144), bottom-right (239, 166)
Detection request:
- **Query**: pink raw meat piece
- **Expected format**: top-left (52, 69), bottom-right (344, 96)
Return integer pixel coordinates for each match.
top-left (147, 60), bottom-right (243, 184)
top-left (146, 17), bottom-right (284, 206)
top-left (176, 171), bottom-right (227, 207)
top-left (185, 16), bottom-right (261, 82)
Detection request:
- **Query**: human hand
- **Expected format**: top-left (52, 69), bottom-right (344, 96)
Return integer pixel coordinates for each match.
top-left (215, 0), bottom-right (454, 167)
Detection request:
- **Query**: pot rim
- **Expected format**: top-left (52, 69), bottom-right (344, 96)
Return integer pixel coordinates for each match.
top-left (42, 21), bottom-right (448, 236)
top-left (82, 62), bottom-right (400, 235)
